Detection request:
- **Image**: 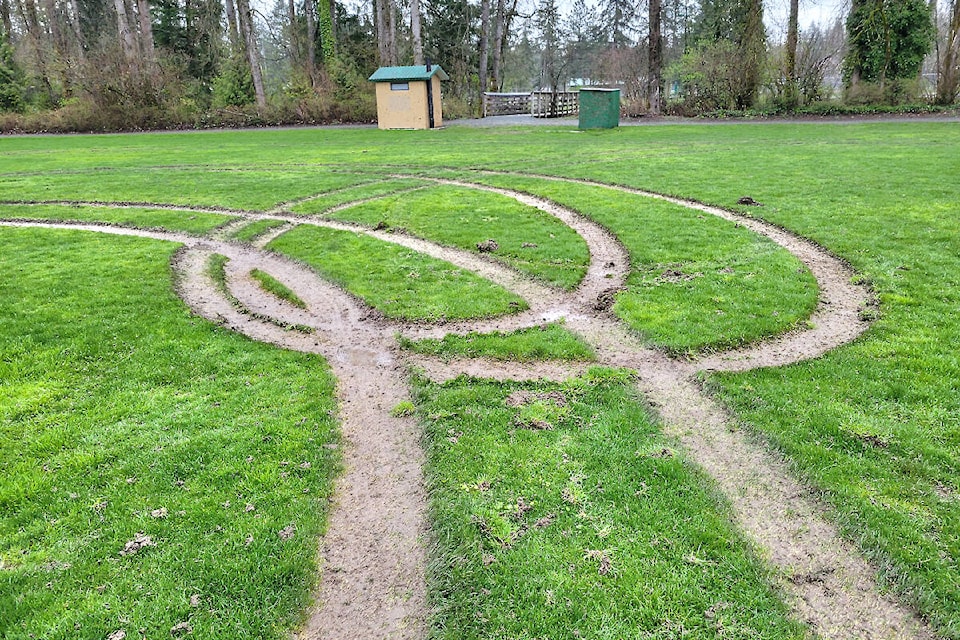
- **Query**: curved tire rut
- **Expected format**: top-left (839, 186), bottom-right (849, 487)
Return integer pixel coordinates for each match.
top-left (0, 171), bottom-right (933, 640)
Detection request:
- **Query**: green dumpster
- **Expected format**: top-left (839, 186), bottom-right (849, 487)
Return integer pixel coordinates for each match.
top-left (578, 88), bottom-right (620, 129)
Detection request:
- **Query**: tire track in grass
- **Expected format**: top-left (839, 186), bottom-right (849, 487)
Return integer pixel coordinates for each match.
top-left (0, 167), bottom-right (933, 640)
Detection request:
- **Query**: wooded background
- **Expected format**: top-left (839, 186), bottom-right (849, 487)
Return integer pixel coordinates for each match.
top-left (1, 0), bottom-right (958, 129)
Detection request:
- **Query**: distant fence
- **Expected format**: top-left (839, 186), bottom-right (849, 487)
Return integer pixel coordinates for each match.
top-left (483, 92), bottom-right (531, 117)
top-left (531, 91), bottom-right (579, 118)
top-left (482, 91), bottom-right (580, 118)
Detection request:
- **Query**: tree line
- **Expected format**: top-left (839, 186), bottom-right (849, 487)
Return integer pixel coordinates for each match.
top-left (1, 0), bottom-right (958, 130)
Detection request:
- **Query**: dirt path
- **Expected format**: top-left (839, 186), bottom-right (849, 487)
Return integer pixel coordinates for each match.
top-left (0, 172), bottom-right (935, 640)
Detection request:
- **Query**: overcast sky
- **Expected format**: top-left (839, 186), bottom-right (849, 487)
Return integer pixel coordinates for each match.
top-left (765, 0), bottom-right (848, 38)
top-left (334, 0), bottom-right (851, 42)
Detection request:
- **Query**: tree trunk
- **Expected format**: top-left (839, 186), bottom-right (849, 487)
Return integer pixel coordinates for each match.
top-left (224, 0), bottom-right (240, 51)
top-left (493, 0), bottom-right (518, 91)
top-left (375, 0), bottom-right (388, 64)
top-left (66, 0), bottom-right (86, 62)
top-left (304, 0), bottom-right (316, 80)
top-left (736, 0), bottom-right (764, 108)
top-left (137, 0), bottom-right (157, 73)
top-left (479, 0), bottom-right (490, 92)
top-left (17, 0), bottom-right (54, 92)
top-left (492, 0), bottom-right (505, 90)
top-left (387, 0), bottom-right (397, 65)
top-left (410, 0), bottom-right (423, 64)
top-left (785, 0), bottom-right (799, 106)
top-left (647, 0), bottom-right (662, 114)
top-left (287, 0), bottom-right (300, 67)
top-left (42, 0), bottom-right (65, 56)
top-left (113, 0), bottom-right (140, 71)
top-left (328, 0), bottom-right (335, 45)
top-left (236, 0), bottom-right (266, 108)
top-left (937, 0), bottom-right (960, 103)
top-left (0, 0), bottom-right (11, 37)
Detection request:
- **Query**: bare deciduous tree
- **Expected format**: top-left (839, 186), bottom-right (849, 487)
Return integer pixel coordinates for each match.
top-left (479, 0), bottom-right (491, 90)
top-left (648, 0), bottom-right (662, 113)
top-left (785, 0), bottom-right (799, 105)
top-left (137, 0), bottom-right (157, 73)
top-left (937, 0), bottom-right (960, 102)
top-left (113, 0), bottom-right (140, 71)
top-left (236, 0), bottom-right (266, 108)
top-left (411, 0), bottom-right (423, 64)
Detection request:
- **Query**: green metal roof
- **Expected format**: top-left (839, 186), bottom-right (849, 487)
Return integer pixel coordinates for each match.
top-left (368, 65), bottom-right (450, 83)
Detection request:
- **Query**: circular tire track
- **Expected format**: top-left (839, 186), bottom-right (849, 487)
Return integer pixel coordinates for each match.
top-left (0, 174), bottom-right (934, 639)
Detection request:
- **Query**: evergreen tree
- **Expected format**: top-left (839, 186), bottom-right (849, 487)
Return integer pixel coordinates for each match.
top-left (688, 0), bottom-right (765, 108)
top-left (844, 0), bottom-right (935, 88)
top-left (0, 30), bottom-right (26, 113)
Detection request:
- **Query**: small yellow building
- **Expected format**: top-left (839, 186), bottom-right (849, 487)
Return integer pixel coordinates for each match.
top-left (368, 65), bottom-right (449, 130)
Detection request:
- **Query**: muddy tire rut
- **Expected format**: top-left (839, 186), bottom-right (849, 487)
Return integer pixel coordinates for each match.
top-left (0, 175), bottom-right (933, 640)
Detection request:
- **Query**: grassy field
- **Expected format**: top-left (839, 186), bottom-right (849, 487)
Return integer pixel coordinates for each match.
top-left (266, 224), bottom-right (528, 321)
top-left (0, 203), bottom-right (234, 235)
top-left (326, 184), bottom-right (590, 290)
top-left (0, 229), bottom-right (339, 639)
top-left (415, 369), bottom-right (806, 639)
top-left (1, 121), bottom-right (959, 637)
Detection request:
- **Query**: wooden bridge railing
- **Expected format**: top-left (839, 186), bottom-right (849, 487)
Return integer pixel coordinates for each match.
top-left (483, 92), bottom-right (531, 117)
top-left (531, 91), bottom-right (579, 118)
top-left (482, 91), bottom-right (580, 118)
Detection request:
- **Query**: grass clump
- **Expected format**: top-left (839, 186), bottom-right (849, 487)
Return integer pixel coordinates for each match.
top-left (390, 401), bottom-right (416, 417)
top-left (413, 369), bottom-right (807, 639)
top-left (0, 204), bottom-right (233, 235)
top-left (327, 185), bottom-right (589, 290)
top-left (0, 228), bottom-right (339, 639)
top-left (250, 269), bottom-right (307, 309)
top-left (400, 324), bottom-right (595, 363)
top-left (267, 224), bottom-right (527, 322)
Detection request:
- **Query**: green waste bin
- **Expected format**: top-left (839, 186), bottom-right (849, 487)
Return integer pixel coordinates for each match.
top-left (578, 88), bottom-right (620, 129)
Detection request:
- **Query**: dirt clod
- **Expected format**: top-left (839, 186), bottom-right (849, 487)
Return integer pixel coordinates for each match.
top-left (584, 549), bottom-right (612, 575)
top-left (476, 239), bottom-right (499, 253)
top-left (120, 533), bottom-right (156, 556)
top-left (593, 287), bottom-right (623, 311)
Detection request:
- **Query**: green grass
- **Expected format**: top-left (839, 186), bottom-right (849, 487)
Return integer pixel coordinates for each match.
top-left (230, 218), bottom-right (288, 242)
top-left (0, 167), bottom-right (376, 210)
top-left (414, 369), bottom-right (806, 639)
top-left (267, 224), bottom-right (528, 321)
top-left (0, 204), bottom-right (233, 235)
top-left (0, 228), bottom-right (339, 639)
top-left (326, 185), bottom-right (590, 289)
top-left (3, 122), bottom-right (960, 636)
top-left (250, 269), bottom-right (307, 309)
top-left (290, 178), bottom-right (429, 215)
top-left (400, 324), bottom-right (595, 362)
top-left (457, 175), bottom-right (819, 355)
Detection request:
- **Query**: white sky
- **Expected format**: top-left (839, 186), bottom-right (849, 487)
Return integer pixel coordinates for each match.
top-left (335, 0), bottom-right (852, 42)
top-left (765, 0), bottom-right (849, 39)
